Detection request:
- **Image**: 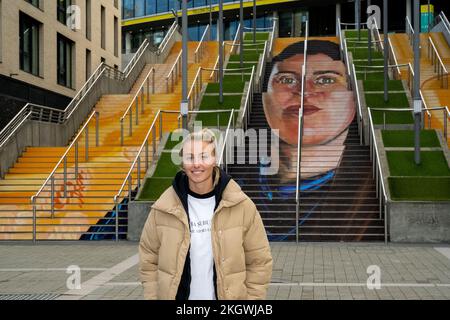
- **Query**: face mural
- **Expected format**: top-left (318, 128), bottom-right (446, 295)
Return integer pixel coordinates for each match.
top-left (262, 40), bottom-right (356, 179)
top-left (264, 40), bottom-right (355, 146)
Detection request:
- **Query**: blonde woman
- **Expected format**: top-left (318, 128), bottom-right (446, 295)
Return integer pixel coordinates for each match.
top-left (139, 128), bottom-right (273, 300)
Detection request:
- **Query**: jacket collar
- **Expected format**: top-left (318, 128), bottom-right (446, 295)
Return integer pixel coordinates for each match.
top-left (151, 175), bottom-right (247, 220)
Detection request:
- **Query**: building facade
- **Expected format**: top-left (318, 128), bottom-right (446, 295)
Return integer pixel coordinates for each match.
top-left (0, 0), bottom-right (121, 104)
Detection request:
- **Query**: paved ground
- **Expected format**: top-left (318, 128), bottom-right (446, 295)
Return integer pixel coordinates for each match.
top-left (0, 242), bottom-right (449, 300)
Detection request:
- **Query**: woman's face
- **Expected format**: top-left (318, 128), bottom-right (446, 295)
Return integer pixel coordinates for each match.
top-left (263, 53), bottom-right (355, 145)
top-left (182, 140), bottom-right (216, 186)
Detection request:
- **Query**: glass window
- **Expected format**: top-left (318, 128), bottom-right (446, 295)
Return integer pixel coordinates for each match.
top-left (146, 0), bottom-right (156, 15)
top-left (123, 0), bottom-right (134, 19)
top-left (168, 0), bottom-right (177, 11)
top-left (26, 0), bottom-right (40, 8)
top-left (57, 33), bottom-right (74, 88)
top-left (157, 0), bottom-right (168, 13)
top-left (134, 0), bottom-right (145, 17)
top-left (19, 12), bottom-right (40, 76)
top-left (57, 0), bottom-right (71, 24)
top-left (194, 0), bottom-right (207, 7)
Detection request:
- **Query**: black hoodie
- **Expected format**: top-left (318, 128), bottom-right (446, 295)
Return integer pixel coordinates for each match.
top-left (172, 168), bottom-right (232, 300)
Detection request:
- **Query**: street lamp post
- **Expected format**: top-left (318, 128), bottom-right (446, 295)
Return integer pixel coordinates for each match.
top-left (219, 0), bottom-right (223, 104)
top-left (253, 0), bottom-right (256, 43)
top-left (240, 0), bottom-right (244, 68)
top-left (209, 0), bottom-right (213, 40)
top-left (368, 0), bottom-right (372, 65)
top-left (355, 0), bottom-right (361, 41)
top-left (383, 0), bottom-right (388, 102)
top-left (413, 0), bottom-right (421, 164)
top-left (181, 0), bottom-right (188, 130)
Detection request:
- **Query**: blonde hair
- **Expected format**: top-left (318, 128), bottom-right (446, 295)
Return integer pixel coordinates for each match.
top-left (179, 128), bottom-right (221, 187)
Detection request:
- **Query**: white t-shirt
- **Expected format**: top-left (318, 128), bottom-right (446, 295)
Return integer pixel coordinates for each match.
top-left (187, 192), bottom-right (216, 300)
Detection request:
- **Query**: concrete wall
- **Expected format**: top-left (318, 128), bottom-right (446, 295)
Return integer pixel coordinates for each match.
top-left (0, 0), bottom-right (121, 98)
top-left (389, 201), bottom-right (450, 243)
top-left (128, 201), bottom-right (153, 241)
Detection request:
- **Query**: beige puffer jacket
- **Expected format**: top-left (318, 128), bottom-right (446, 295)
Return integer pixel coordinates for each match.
top-left (139, 176), bottom-right (273, 300)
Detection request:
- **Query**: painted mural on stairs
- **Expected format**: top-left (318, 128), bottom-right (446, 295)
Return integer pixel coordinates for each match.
top-left (233, 38), bottom-right (379, 241)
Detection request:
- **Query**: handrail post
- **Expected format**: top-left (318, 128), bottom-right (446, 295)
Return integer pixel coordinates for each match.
top-left (75, 141), bottom-right (79, 178)
top-left (141, 87), bottom-right (145, 114)
top-left (152, 69), bottom-right (155, 94)
top-left (445, 109), bottom-right (448, 139)
top-left (135, 98), bottom-right (139, 125)
top-left (120, 119), bottom-right (124, 146)
top-left (137, 157), bottom-right (141, 190)
top-left (50, 175), bottom-right (55, 218)
top-left (128, 175), bottom-right (132, 201)
top-left (159, 113), bottom-right (163, 142)
top-left (85, 124), bottom-right (89, 161)
top-left (115, 200), bottom-right (119, 242)
top-left (152, 125), bottom-right (156, 157)
top-left (145, 140), bottom-right (149, 171)
top-left (32, 198), bottom-right (37, 243)
top-left (95, 111), bottom-right (99, 146)
top-left (129, 109), bottom-right (133, 136)
top-left (63, 156), bottom-right (67, 198)
top-left (147, 77), bottom-right (150, 103)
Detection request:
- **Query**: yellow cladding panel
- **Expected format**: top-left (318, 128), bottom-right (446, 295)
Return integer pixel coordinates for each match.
top-left (420, 4), bottom-right (434, 13)
top-left (122, 0), bottom-right (298, 26)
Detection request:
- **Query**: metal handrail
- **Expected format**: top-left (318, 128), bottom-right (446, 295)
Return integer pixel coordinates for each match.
top-left (120, 67), bottom-right (156, 145)
top-left (166, 49), bottom-right (183, 93)
top-left (387, 36), bottom-right (401, 79)
top-left (113, 109), bottom-right (163, 241)
top-left (436, 12), bottom-right (450, 36)
top-left (373, 20), bottom-right (384, 51)
top-left (231, 23), bottom-right (241, 55)
top-left (295, 20), bottom-right (308, 244)
top-left (218, 109), bottom-right (235, 173)
top-left (420, 90), bottom-right (433, 129)
top-left (241, 66), bottom-right (256, 130)
top-left (268, 18), bottom-right (277, 55)
top-left (194, 24), bottom-right (210, 63)
top-left (209, 54), bottom-right (220, 80)
top-left (123, 39), bottom-right (149, 76)
top-left (351, 63), bottom-right (364, 145)
top-left (406, 16), bottom-right (414, 47)
top-left (157, 20), bottom-right (178, 55)
top-left (367, 107), bottom-right (388, 244)
top-left (338, 18), bottom-right (344, 57)
top-left (354, 63), bottom-right (410, 81)
top-left (30, 109), bottom-right (99, 239)
top-left (187, 67), bottom-right (203, 111)
top-left (428, 36), bottom-right (449, 89)
top-left (344, 38), bottom-right (351, 76)
top-left (257, 41), bottom-right (268, 91)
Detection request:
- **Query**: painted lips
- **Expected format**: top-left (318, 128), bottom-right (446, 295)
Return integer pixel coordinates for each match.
top-left (283, 105), bottom-right (321, 117)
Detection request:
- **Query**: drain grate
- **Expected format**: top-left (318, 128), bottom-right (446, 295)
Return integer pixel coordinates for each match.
top-left (0, 293), bottom-right (60, 300)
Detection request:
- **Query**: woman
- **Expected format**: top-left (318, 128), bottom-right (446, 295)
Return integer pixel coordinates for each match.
top-left (139, 128), bottom-right (273, 300)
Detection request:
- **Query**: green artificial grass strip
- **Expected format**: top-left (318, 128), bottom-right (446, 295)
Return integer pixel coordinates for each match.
top-left (382, 130), bottom-right (441, 148)
top-left (366, 92), bottom-right (413, 124)
top-left (386, 151), bottom-right (450, 177)
top-left (388, 177), bottom-right (450, 201)
top-left (365, 92), bottom-right (409, 108)
top-left (205, 81), bottom-right (246, 94)
top-left (223, 74), bottom-right (252, 82)
top-left (356, 71), bottom-right (385, 81)
top-left (354, 60), bottom-right (385, 68)
top-left (137, 177), bottom-right (173, 201)
top-left (163, 131), bottom-right (184, 150)
top-left (151, 152), bottom-right (181, 178)
top-left (228, 53), bottom-right (260, 62)
top-left (194, 111), bottom-right (237, 127)
top-left (344, 30), bottom-right (369, 38)
top-left (350, 48), bottom-right (384, 60)
top-left (363, 80), bottom-right (405, 92)
top-left (243, 32), bottom-right (270, 41)
top-left (226, 62), bottom-right (258, 70)
top-left (199, 95), bottom-right (243, 110)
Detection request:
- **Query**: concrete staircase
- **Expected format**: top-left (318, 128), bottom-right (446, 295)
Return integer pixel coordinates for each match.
top-left (390, 32), bottom-right (450, 147)
top-left (0, 41), bottom-right (219, 240)
top-left (228, 53), bottom-right (383, 242)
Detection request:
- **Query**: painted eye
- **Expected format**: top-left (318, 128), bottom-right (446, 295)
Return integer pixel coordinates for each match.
top-left (314, 76), bottom-right (336, 85)
top-left (278, 76), bottom-right (298, 85)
